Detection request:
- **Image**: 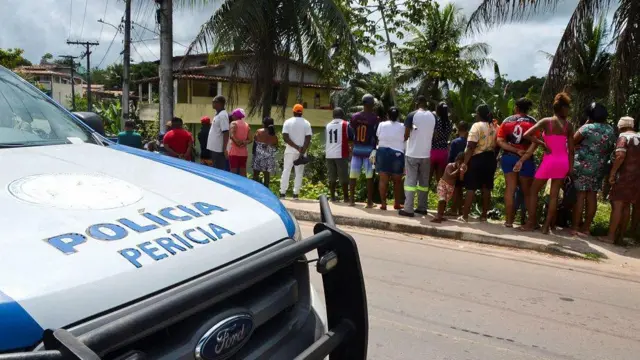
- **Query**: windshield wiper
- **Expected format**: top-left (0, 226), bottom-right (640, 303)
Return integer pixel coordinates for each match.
top-left (0, 140), bottom-right (70, 148)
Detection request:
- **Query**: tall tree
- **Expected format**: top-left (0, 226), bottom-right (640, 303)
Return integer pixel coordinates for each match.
top-left (346, 0), bottom-right (431, 105)
top-left (468, 0), bottom-right (639, 115)
top-left (0, 48), bottom-right (32, 69)
top-left (397, 3), bottom-right (493, 101)
top-left (332, 72), bottom-right (395, 112)
top-left (182, 0), bottom-right (362, 119)
top-left (40, 53), bottom-right (54, 64)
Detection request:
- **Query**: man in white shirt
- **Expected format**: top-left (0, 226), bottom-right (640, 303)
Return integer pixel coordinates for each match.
top-left (280, 104), bottom-right (312, 199)
top-left (400, 95), bottom-right (436, 217)
top-left (206, 95), bottom-right (230, 170)
top-left (325, 107), bottom-right (354, 202)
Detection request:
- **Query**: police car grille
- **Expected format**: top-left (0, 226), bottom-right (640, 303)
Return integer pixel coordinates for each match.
top-left (102, 261), bottom-right (314, 360)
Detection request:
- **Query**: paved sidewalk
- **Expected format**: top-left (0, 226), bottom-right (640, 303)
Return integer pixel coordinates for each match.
top-left (283, 199), bottom-right (640, 264)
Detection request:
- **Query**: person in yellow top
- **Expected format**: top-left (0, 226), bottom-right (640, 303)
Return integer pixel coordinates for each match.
top-left (459, 104), bottom-right (498, 222)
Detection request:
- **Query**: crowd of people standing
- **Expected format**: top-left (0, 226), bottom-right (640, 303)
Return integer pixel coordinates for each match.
top-left (118, 92), bottom-right (640, 245)
top-left (319, 92), bottom-right (640, 244)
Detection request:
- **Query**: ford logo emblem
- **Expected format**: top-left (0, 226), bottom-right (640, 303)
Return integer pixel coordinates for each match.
top-left (195, 313), bottom-right (255, 360)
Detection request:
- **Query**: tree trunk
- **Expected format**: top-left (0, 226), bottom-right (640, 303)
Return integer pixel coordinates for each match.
top-left (378, 0), bottom-right (397, 106)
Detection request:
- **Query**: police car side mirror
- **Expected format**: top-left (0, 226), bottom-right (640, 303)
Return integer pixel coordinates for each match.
top-left (73, 111), bottom-right (106, 136)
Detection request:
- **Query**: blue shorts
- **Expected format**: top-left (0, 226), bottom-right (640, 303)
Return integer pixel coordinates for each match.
top-left (350, 156), bottom-right (374, 179)
top-left (376, 147), bottom-right (404, 175)
top-left (353, 144), bottom-right (374, 158)
top-left (501, 153), bottom-right (535, 177)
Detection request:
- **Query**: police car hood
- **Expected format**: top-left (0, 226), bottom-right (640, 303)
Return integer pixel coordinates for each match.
top-left (0, 143), bottom-right (295, 344)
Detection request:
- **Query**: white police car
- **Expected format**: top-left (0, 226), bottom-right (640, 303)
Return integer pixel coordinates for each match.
top-left (0, 66), bottom-right (368, 359)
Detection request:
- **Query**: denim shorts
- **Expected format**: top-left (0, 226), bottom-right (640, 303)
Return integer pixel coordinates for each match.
top-left (501, 153), bottom-right (535, 177)
top-left (376, 147), bottom-right (404, 175)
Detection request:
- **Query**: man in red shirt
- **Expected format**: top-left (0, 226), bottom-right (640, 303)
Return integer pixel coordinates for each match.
top-left (163, 117), bottom-right (194, 161)
top-left (496, 98), bottom-right (538, 228)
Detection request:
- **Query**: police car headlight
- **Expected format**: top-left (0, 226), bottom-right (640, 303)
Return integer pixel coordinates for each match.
top-left (288, 210), bottom-right (302, 241)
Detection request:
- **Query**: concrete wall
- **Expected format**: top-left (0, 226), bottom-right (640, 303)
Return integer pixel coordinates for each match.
top-left (51, 83), bottom-right (83, 108)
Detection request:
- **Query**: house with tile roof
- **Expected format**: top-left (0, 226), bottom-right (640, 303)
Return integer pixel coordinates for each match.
top-left (134, 53), bottom-right (340, 128)
top-left (13, 64), bottom-right (85, 108)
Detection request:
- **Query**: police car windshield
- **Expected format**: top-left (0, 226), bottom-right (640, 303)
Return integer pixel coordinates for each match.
top-left (0, 67), bottom-right (94, 147)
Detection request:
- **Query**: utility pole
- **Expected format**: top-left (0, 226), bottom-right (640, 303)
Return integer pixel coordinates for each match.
top-left (59, 55), bottom-right (79, 111)
top-left (67, 40), bottom-right (99, 111)
top-left (157, 0), bottom-right (173, 135)
top-left (122, 0), bottom-right (132, 129)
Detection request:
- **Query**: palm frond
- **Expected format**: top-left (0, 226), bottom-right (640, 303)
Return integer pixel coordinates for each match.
top-left (538, 0), bottom-right (611, 115)
top-left (611, 0), bottom-right (640, 109)
top-left (467, 0), bottom-right (611, 33)
top-left (538, 50), bottom-right (555, 62)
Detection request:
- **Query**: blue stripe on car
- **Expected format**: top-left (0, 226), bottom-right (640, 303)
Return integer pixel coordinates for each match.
top-left (110, 144), bottom-right (296, 237)
top-left (0, 290), bottom-right (44, 351)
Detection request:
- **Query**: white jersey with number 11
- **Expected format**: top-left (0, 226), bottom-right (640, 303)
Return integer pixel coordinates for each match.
top-left (325, 119), bottom-right (352, 159)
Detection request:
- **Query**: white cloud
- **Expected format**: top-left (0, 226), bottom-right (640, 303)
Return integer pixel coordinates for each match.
top-left (1, 0), bottom-right (577, 80)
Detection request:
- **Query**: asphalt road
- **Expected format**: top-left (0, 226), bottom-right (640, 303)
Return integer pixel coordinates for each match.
top-left (302, 222), bottom-right (640, 360)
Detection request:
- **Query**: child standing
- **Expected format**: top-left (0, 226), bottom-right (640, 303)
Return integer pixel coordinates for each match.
top-left (433, 153), bottom-right (465, 223)
top-left (446, 122), bottom-right (468, 216)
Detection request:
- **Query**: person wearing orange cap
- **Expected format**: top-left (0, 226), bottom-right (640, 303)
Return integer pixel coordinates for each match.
top-left (280, 104), bottom-right (312, 199)
top-left (198, 116), bottom-right (213, 166)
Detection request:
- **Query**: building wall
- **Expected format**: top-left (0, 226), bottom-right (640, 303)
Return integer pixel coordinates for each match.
top-left (51, 83), bottom-right (83, 108)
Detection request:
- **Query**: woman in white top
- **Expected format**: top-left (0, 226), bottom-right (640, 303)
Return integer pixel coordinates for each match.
top-left (375, 107), bottom-right (406, 210)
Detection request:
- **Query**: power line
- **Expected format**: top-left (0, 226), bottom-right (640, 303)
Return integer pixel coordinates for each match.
top-left (131, 43), bottom-right (146, 62)
top-left (68, 0), bottom-right (73, 39)
top-left (133, 25), bottom-right (157, 60)
top-left (97, 29), bottom-right (120, 68)
top-left (79, 0), bottom-right (89, 39)
top-left (98, 0), bottom-right (110, 40)
top-left (133, 0), bottom-right (146, 25)
top-left (132, 20), bottom-right (187, 48)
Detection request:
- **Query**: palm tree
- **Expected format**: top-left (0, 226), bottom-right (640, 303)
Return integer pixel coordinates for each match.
top-left (331, 72), bottom-right (394, 113)
top-left (567, 15), bottom-right (612, 124)
top-left (397, 3), bottom-right (494, 101)
top-left (468, 0), bottom-right (639, 115)
top-left (181, 0), bottom-right (361, 118)
top-left (448, 79), bottom-right (483, 123)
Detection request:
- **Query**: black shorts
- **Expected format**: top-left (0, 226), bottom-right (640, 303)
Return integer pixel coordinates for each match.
top-left (211, 151), bottom-right (227, 170)
top-left (464, 151), bottom-right (497, 191)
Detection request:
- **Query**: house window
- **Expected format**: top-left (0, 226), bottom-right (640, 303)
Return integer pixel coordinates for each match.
top-left (314, 92), bottom-right (320, 109)
top-left (208, 83), bottom-right (218, 97)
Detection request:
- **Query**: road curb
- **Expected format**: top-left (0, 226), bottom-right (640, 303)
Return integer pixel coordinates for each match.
top-left (287, 208), bottom-right (588, 259)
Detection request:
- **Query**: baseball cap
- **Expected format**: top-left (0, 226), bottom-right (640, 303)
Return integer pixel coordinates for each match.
top-left (362, 94), bottom-right (375, 105)
top-left (293, 104), bottom-right (304, 113)
top-left (200, 116), bottom-right (211, 124)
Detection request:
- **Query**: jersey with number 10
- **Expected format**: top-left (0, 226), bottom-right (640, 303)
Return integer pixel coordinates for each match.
top-left (350, 111), bottom-right (378, 157)
top-left (325, 119), bottom-right (352, 159)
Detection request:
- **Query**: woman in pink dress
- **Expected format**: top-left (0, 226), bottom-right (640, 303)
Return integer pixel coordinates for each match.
top-left (518, 92), bottom-right (575, 234)
top-left (228, 108), bottom-right (252, 176)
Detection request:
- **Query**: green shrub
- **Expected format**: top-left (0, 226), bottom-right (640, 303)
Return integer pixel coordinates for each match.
top-left (590, 202), bottom-right (610, 236)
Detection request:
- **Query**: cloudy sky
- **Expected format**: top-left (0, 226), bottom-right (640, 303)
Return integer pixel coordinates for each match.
top-left (1, 0), bottom-right (581, 81)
